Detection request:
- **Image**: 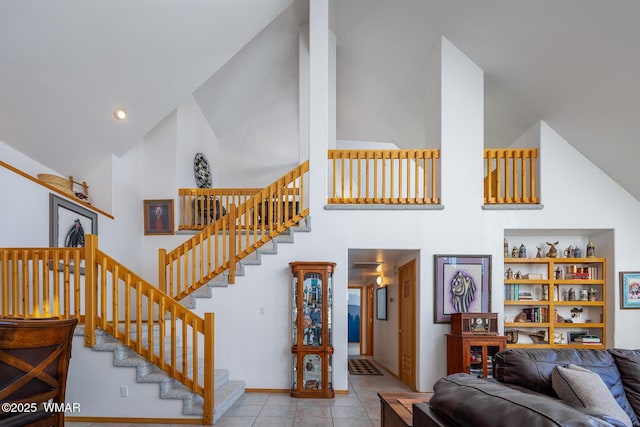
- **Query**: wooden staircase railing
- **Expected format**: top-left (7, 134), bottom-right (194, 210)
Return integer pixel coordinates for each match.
top-left (327, 149), bottom-right (440, 204)
top-left (484, 148), bottom-right (539, 204)
top-left (0, 247), bottom-right (85, 320)
top-left (163, 161), bottom-right (309, 301)
top-left (0, 235), bottom-right (215, 425)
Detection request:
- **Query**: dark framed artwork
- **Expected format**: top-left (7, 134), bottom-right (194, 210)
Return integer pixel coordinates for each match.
top-left (376, 286), bottom-right (387, 320)
top-left (50, 194), bottom-right (98, 247)
top-left (434, 255), bottom-right (491, 323)
top-left (620, 271), bottom-right (640, 309)
top-left (143, 199), bottom-right (174, 235)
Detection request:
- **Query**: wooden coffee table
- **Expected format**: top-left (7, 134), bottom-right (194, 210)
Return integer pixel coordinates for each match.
top-left (378, 391), bottom-right (433, 427)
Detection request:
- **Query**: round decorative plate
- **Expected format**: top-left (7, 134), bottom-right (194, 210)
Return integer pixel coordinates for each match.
top-left (194, 153), bottom-right (212, 188)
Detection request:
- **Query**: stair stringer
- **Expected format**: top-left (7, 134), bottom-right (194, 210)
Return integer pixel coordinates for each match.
top-left (81, 325), bottom-right (245, 423)
top-left (180, 216), bottom-right (311, 310)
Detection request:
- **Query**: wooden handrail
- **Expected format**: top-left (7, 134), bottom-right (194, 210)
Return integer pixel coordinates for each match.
top-left (0, 236), bottom-right (215, 424)
top-left (484, 148), bottom-right (539, 204)
top-left (327, 149), bottom-right (440, 204)
top-left (0, 160), bottom-right (114, 219)
top-left (163, 161), bottom-right (309, 300)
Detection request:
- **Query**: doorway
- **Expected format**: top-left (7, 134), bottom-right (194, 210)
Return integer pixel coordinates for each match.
top-left (398, 259), bottom-right (417, 390)
top-left (347, 287), bottom-right (361, 356)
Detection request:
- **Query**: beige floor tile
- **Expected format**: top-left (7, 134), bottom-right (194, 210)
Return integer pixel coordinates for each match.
top-left (253, 416), bottom-right (294, 426)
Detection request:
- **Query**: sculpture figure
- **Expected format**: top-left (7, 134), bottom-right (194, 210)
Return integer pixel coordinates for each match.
top-left (546, 241), bottom-right (559, 258)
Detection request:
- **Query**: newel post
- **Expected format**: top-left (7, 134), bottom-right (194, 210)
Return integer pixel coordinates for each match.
top-left (158, 248), bottom-right (167, 294)
top-left (203, 312), bottom-right (215, 425)
top-left (83, 234), bottom-right (97, 347)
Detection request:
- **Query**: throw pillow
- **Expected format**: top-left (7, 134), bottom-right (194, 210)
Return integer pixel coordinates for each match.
top-left (552, 364), bottom-right (632, 427)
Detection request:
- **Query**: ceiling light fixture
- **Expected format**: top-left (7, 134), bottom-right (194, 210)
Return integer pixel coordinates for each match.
top-left (113, 107), bottom-right (127, 121)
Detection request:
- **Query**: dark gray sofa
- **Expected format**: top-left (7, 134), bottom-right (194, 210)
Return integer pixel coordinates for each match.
top-left (413, 348), bottom-right (640, 427)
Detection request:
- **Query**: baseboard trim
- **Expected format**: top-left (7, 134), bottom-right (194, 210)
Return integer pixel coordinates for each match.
top-left (245, 388), bottom-right (349, 394)
top-left (65, 416), bottom-right (202, 424)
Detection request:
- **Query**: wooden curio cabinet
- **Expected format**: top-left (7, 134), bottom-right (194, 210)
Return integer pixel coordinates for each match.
top-left (290, 261), bottom-right (335, 398)
top-left (446, 334), bottom-right (507, 378)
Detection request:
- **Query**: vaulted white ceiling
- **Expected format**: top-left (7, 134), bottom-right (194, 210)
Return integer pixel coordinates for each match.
top-left (2, 0), bottom-right (640, 202)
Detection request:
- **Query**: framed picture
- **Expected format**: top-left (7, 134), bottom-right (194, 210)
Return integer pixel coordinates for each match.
top-left (620, 271), bottom-right (640, 309)
top-left (143, 199), bottom-right (174, 235)
top-left (434, 255), bottom-right (491, 323)
top-left (376, 286), bottom-right (387, 320)
top-left (50, 194), bottom-right (98, 247)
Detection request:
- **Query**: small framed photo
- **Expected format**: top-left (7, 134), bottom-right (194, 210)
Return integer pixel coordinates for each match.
top-left (143, 199), bottom-right (174, 235)
top-left (620, 271), bottom-right (640, 309)
top-left (50, 194), bottom-right (98, 247)
top-left (376, 286), bottom-right (387, 320)
top-left (434, 255), bottom-right (491, 323)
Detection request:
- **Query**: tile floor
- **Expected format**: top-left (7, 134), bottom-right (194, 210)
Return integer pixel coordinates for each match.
top-left (66, 356), bottom-right (411, 427)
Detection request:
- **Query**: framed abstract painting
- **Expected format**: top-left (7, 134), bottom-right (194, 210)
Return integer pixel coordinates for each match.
top-left (434, 255), bottom-right (491, 323)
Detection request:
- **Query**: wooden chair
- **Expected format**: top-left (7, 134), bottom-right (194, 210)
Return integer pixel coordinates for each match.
top-left (0, 317), bottom-right (78, 427)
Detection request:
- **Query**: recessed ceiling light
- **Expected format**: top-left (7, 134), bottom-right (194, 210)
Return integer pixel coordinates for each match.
top-left (113, 107), bottom-right (127, 120)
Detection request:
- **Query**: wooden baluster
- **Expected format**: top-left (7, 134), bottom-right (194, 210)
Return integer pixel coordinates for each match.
top-left (134, 280), bottom-right (141, 353)
top-left (32, 250), bottom-right (40, 316)
top-left (124, 272), bottom-right (131, 346)
top-left (159, 298), bottom-right (166, 370)
top-left (73, 250), bottom-right (81, 319)
top-left (100, 256), bottom-right (107, 330)
top-left (170, 305), bottom-right (177, 376)
top-left (191, 316), bottom-right (198, 392)
top-left (147, 288), bottom-right (154, 362)
top-left (1, 251), bottom-right (8, 314)
top-left (228, 205), bottom-right (236, 284)
top-left (530, 149), bottom-right (538, 203)
top-left (64, 251), bottom-right (71, 318)
top-left (112, 264), bottom-right (119, 338)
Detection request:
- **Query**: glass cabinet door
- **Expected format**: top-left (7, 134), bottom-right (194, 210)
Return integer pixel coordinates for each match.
top-left (303, 273), bottom-right (322, 346)
top-left (302, 354), bottom-right (322, 390)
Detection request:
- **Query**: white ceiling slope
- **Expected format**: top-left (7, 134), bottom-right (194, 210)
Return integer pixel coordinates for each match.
top-left (2, 0), bottom-right (640, 202)
top-left (0, 0), bottom-right (294, 178)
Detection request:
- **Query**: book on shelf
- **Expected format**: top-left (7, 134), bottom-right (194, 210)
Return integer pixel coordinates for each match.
top-left (574, 335), bottom-right (601, 343)
top-left (565, 272), bottom-right (590, 280)
top-left (521, 307), bottom-right (547, 323)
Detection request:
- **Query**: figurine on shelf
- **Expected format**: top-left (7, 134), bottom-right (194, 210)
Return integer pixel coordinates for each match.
top-left (514, 270), bottom-right (523, 279)
top-left (505, 267), bottom-right (514, 279)
top-left (574, 247), bottom-right (582, 258)
top-left (588, 288), bottom-right (598, 302)
top-left (587, 242), bottom-right (596, 257)
top-left (546, 241), bottom-right (559, 258)
top-left (512, 246), bottom-right (519, 258)
top-left (519, 244), bottom-right (527, 258)
top-left (536, 247), bottom-right (542, 258)
top-left (564, 245), bottom-right (575, 258)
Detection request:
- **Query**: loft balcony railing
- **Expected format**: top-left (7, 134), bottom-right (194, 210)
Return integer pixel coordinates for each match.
top-left (484, 148), bottom-right (539, 204)
top-left (327, 149), bottom-right (440, 204)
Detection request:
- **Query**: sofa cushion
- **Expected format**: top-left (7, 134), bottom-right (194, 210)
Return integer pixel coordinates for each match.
top-left (494, 348), bottom-right (638, 426)
top-left (551, 364), bottom-right (632, 427)
top-left (609, 349), bottom-right (640, 420)
top-left (429, 373), bottom-right (614, 426)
